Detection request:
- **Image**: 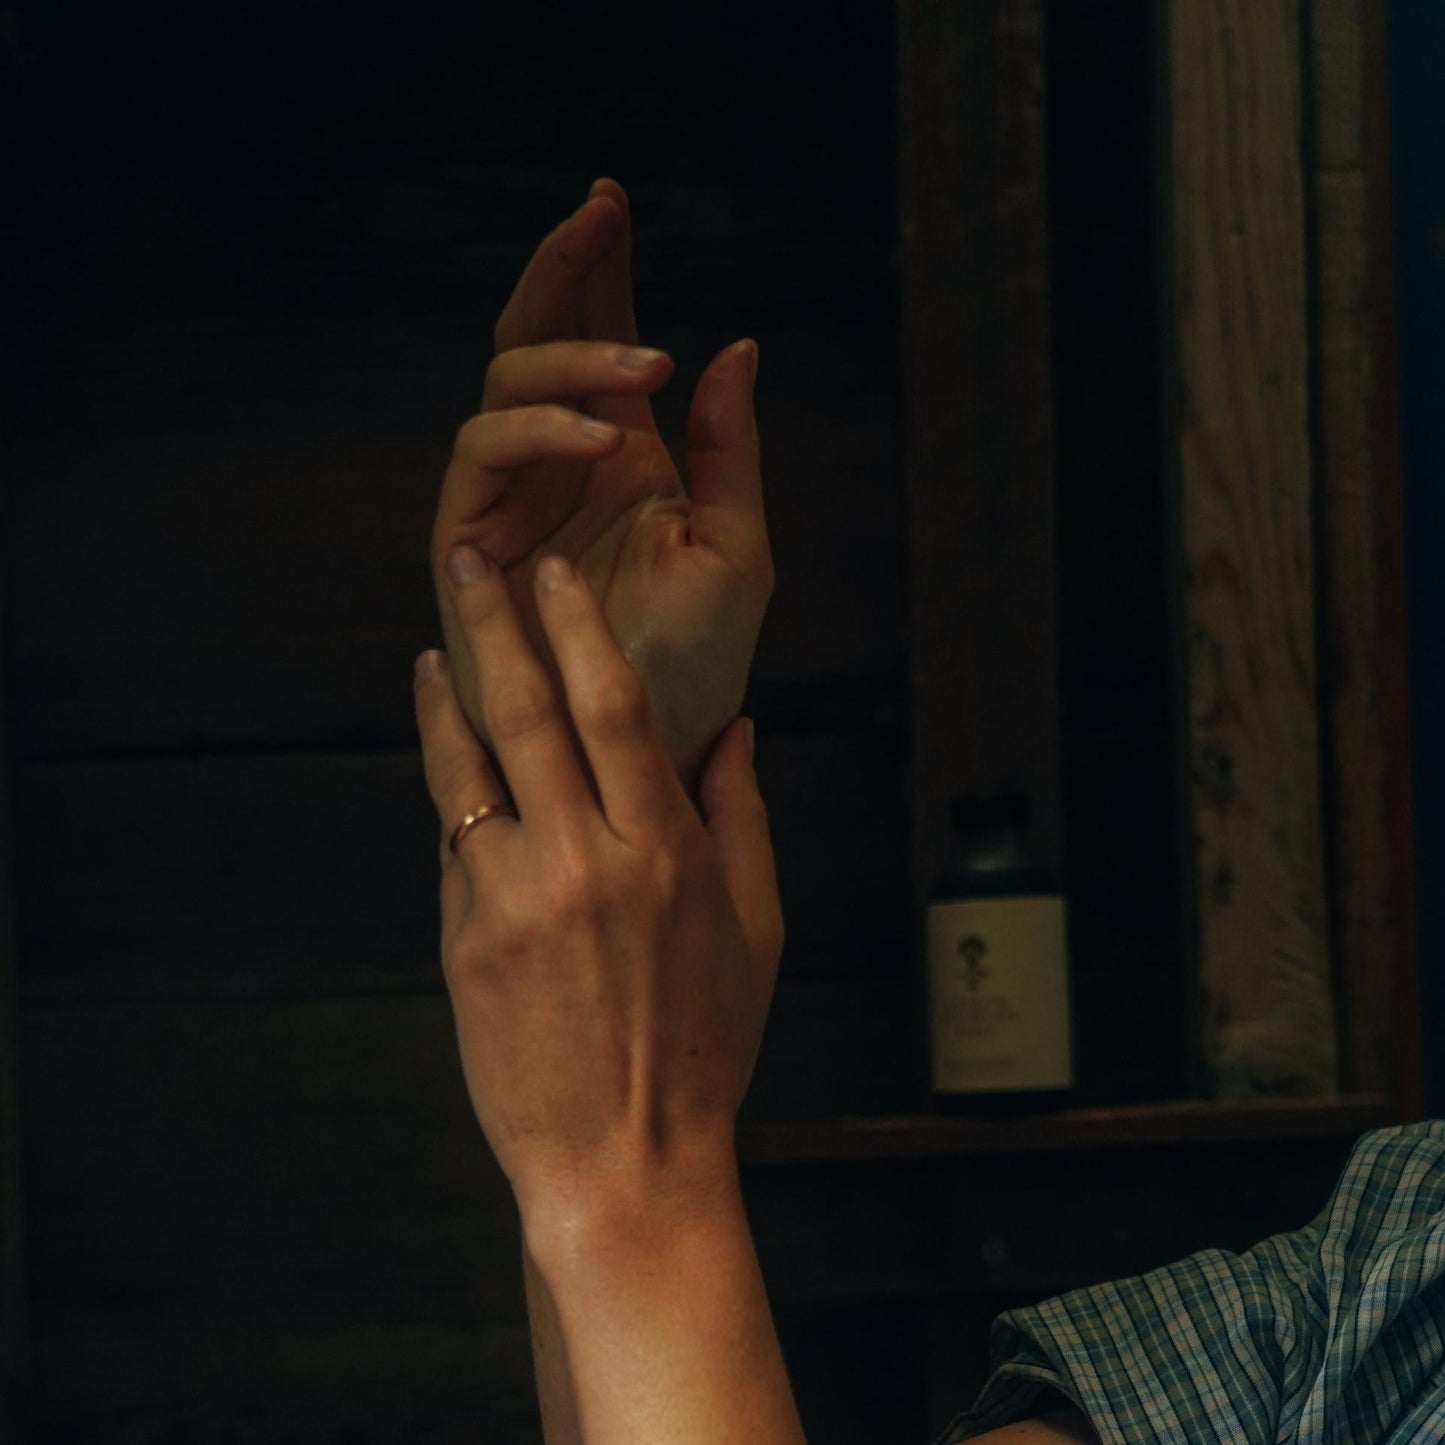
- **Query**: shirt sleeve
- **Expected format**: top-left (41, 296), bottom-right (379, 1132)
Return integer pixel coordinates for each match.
top-left (930, 1120), bottom-right (1445, 1445)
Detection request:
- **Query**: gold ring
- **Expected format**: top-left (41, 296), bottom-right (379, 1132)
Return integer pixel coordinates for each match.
top-left (449, 799), bottom-right (519, 855)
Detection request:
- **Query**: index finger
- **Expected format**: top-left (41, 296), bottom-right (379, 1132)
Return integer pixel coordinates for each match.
top-left (493, 195), bottom-right (624, 353)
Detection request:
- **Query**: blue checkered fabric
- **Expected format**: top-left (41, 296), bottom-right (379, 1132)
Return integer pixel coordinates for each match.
top-left (933, 1120), bottom-right (1445, 1443)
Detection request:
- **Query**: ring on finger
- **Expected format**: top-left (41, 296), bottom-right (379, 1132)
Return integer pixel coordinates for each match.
top-left (449, 799), bottom-right (519, 855)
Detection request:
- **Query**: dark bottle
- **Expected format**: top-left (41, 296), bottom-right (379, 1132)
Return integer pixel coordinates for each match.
top-left (925, 794), bottom-right (1075, 1116)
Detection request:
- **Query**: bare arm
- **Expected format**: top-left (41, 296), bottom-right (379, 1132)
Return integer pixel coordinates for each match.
top-left (526, 1167), bottom-right (1100, 1445)
top-left (524, 1156), bottom-right (807, 1445)
top-left (966, 1404), bottom-right (1100, 1442)
top-left (522, 1241), bottom-right (585, 1445)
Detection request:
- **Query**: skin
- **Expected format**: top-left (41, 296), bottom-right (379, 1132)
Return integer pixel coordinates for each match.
top-left (413, 563), bottom-right (1098, 1445)
top-left (430, 177), bottom-right (772, 796)
top-left (414, 549), bottom-right (782, 1220)
top-left (417, 181), bottom-right (1099, 1445)
top-left (973, 1410), bottom-right (1099, 1442)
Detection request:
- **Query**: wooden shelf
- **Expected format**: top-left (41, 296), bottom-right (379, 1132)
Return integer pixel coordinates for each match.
top-left (736, 1094), bottom-right (1397, 1165)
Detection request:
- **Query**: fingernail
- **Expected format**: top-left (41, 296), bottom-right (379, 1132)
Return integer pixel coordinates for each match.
top-left (743, 717), bottom-right (756, 763)
top-left (414, 649), bottom-right (445, 686)
top-left (537, 555), bottom-right (574, 592)
top-left (617, 346), bottom-right (667, 372)
top-left (580, 417), bottom-right (621, 441)
top-left (446, 545), bottom-right (491, 587)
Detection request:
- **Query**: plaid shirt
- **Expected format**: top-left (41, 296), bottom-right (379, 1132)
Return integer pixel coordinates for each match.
top-left (934, 1120), bottom-right (1445, 1443)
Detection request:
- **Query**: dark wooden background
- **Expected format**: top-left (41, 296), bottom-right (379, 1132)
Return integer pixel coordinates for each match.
top-left (0, 1), bottom-right (1390, 1440)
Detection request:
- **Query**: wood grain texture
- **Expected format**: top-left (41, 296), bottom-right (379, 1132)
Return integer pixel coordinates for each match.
top-left (11, 734), bottom-right (909, 998)
top-left (1168, 0), bottom-right (1338, 1095)
top-left (1308, 0), bottom-right (1366, 172)
top-left (737, 1093), bottom-right (1391, 1163)
top-left (1306, 0), bottom-right (1422, 1111)
top-left (2, 7), bottom-right (917, 1429)
top-left (9, 993), bottom-right (925, 1441)
top-left (897, 0), bottom-right (1062, 888)
top-left (15, 987), bottom-right (1359, 1442)
top-left (4, 313), bottom-right (903, 763)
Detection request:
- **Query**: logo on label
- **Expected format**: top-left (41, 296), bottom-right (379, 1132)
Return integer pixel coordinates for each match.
top-left (958, 935), bottom-right (989, 991)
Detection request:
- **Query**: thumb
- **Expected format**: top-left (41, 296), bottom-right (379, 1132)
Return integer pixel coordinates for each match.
top-left (697, 716), bottom-right (784, 969)
top-left (685, 339), bottom-right (768, 564)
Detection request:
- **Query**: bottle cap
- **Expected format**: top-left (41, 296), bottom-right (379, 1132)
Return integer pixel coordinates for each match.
top-left (950, 794), bottom-right (1029, 834)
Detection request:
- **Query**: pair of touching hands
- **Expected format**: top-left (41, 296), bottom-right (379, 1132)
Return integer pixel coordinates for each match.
top-left (413, 178), bottom-right (783, 1236)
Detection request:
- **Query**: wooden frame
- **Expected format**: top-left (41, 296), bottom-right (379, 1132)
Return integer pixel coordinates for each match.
top-left (898, 0), bottom-right (1061, 896)
top-left (899, 0), bottom-right (1419, 1117)
top-left (0, 1), bottom-right (1421, 1438)
top-left (1307, 0), bottom-right (1422, 1117)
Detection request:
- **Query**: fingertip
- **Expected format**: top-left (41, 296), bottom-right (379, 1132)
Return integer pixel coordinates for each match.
top-left (735, 337), bottom-right (759, 385)
top-left (414, 649), bottom-right (448, 689)
top-left (588, 176), bottom-right (629, 214)
top-left (580, 192), bottom-right (625, 236)
top-left (445, 543), bottom-right (495, 591)
top-left (535, 553), bottom-right (576, 596)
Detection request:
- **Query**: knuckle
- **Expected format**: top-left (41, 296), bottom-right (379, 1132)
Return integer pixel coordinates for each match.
top-left (440, 919), bottom-right (489, 986)
top-left (484, 891), bottom-right (532, 948)
top-left (482, 351), bottom-right (510, 395)
top-left (531, 403), bottom-right (574, 436)
top-left (485, 683), bottom-right (557, 745)
top-left (580, 672), bottom-right (650, 741)
top-left (647, 844), bottom-right (688, 904)
top-left (488, 921), bottom-right (531, 971)
top-left (453, 412), bottom-right (488, 457)
top-left (445, 897), bottom-right (524, 982)
top-left (549, 866), bottom-right (608, 927)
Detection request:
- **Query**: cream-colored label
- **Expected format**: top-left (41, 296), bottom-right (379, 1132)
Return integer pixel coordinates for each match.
top-left (926, 895), bottom-right (1073, 1092)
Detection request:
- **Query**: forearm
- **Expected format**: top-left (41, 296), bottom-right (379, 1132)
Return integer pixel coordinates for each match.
top-left (523, 1155), bottom-right (807, 1445)
top-left (522, 1241), bottom-right (585, 1445)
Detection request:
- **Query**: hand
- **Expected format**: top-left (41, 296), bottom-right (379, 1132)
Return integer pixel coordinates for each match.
top-left (413, 544), bottom-right (784, 1228)
top-left (430, 178), bottom-right (772, 791)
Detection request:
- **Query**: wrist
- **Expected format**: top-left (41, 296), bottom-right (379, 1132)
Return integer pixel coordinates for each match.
top-left (519, 1136), bottom-right (744, 1288)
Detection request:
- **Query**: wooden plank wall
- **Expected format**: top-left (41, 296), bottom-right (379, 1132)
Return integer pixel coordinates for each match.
top-left (898, 0), bottom-right (1061, 890)
top-left (1166, 0), bottom-right (1418, 1107)
top-left (896, 0), bottom-right (1060, 1402)
top-left (1, 3), bottom-right (919, 1437)
top-left (1168, 0), bottom-right (1339, 1098)
top-left (900, 0), bottom-right (1194, 1117)
top-left (1307, 0), bottom-right (1422, 1113)
top-left (0, 0), bottom-right (1414, 1438)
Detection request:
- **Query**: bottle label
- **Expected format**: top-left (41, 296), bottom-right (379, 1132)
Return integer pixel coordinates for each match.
top-left (926, 895), bottom-right (1073, 1093)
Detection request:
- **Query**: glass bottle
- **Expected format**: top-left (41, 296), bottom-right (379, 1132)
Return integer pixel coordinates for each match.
top-left (925, 794), bottom-right (1075, 1115)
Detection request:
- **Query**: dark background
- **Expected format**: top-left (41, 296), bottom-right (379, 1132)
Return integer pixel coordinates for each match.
top-left (1, 0), bottom-right (1179, 1115)
top-left (6, 1), bottom-right (1412, 1440)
